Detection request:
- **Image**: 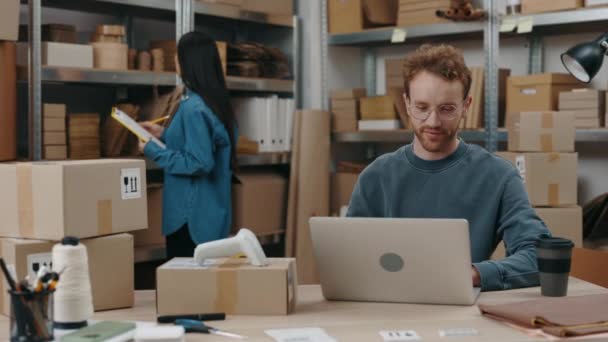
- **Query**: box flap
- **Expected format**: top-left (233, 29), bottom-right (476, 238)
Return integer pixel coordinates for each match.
top-left (509, 73), bottom-right (579, 87)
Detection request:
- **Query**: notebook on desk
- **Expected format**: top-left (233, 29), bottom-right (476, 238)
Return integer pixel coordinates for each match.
top-left (309, 217), bottom-right (481, 306)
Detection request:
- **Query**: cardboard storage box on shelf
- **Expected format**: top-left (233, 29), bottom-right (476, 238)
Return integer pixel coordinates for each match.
top-left (397, 0), bottom-right (451, 27)
top-left (0, 234), bottom-right (134, 315)
top-left (43, 132), bottom-right (66, 146)
top-left (0, 159), bottom-right (148, 240)
top-left (41, 24), bottom-right (77, 44)
top-left (43, 145), bottom-right (67, 160)
top-left (157, 258), bottom-right (297, 315)
top-left (232, 172), bottom-right (287, 236)
top-left (572, 247), bottom-right (608, 288)
top-left (43, 118), bottom-right (66, 132)
top-left (558, 89), bottom-right (606, 128)
top-left (68, 113), bottom-right (101, 159)
top-left (328, 0), bottom-right (399, 34)
top-left (507, 111), bottom-right (575, 152)
top-left (331, 172), bottom-right (359, 216)
top-left (522, 0), bottom-right (584, 14)
top-left (132, 185), bottom-right (164, 247)
top-left (43, 103), bottom-right (66, 119)
top-left (16, 42), bottom-right (93, 68)
top-left (360, 96), bottom-right (397, 120)
top-left (92, 42), bottom-right (128, 70)
top-left (331, 88), bottom-right (367, 100)
top-left (0, 0), bottom-right (19, 41)
top-left (506, 73), bottom-right (580, 118)
top-left (496, 152), bottom-right (578, 207)
top-left (241, 0), bottom-right (293, 15)
top-left (492, 206), bottom-right (583, 259)
top-left (331, 98), bottom-right (360, 133)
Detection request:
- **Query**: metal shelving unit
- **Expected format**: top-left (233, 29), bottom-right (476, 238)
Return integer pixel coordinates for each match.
top-left (321, 3), bottom-right (608, 149)
top-left (25, 0), bottom-right (299, 160)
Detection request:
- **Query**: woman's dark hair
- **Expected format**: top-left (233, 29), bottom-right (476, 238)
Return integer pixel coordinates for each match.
top-left (177, 31), bottom-right (237, 169)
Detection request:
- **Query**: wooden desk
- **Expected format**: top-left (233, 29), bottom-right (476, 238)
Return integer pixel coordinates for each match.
top-left (2, 278), bottom-right (606, 341)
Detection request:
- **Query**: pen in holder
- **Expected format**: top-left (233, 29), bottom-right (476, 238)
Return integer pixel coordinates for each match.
top-left (9, 289), bottom-right (55, 342)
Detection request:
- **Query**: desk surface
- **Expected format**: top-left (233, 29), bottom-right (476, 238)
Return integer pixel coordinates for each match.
top-left (2, 278), bottom-right (607, 341)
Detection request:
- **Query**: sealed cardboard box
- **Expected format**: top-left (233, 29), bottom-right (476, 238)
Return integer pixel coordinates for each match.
top-left (332, 116), bottom-right (358, 133)
top-left (43, 118), bottom-right (66, 132)
top-left (157, 258), bottom-right (297, 315)
top-left (0, 234), bottom-right (134, 315)
top-left (132, 185), bottom-right (164, 247)
top-left (506, 73), bottom-right (580, 118)
top-left (572, 247), bottom-right (608, 288)
top-left (496, 152), bottom-right (578, 207)
top-left (331, 172), bottom-right (359, 216)
top-left (0, 0), bottom-right (19, 41)
top-left (43, 145), bottom-right (67, 160)
top-left (507, 111), bottom-right (575, 152)
top-left (522, 0), bottom-right (583, 14)
top-left (492, 206), bottom-right (583, 259)
top-left (232, 171), bottom-right (287, 236)
top-left (330, 88), bottom-right (367, 100)
top-left (0, 159), bottom-right (148, 240)
top-left (360, 96), bottom-right (396, 120)
top-left (16, 42), bottom-right (93, 68)
top-left (329, 0), bottom-right (399, 34)
top-left (43, 132), bottom-right (67, 146)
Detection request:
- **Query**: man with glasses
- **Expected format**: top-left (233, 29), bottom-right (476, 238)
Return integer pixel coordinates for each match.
top-left (347, 44), bottom-right (550, 291)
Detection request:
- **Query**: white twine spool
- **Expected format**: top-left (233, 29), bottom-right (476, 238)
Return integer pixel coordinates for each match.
top-left (52, 239), bottom-right (94, 327)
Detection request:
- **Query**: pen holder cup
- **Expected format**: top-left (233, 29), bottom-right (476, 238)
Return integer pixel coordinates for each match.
top-left (9, 290), bottom-right (55, 342)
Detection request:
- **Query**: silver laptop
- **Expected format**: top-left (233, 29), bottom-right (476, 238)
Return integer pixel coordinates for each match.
top-left (309, 217), bottom-right (481, 306)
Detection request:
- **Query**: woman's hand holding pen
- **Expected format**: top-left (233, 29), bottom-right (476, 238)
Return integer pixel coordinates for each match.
top-left (140, 122), bottom-right (165, 139)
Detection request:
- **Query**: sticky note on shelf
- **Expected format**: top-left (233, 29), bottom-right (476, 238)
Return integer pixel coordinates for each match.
top-left (500, 17), bottom-right (518, 33)
top-left (391, 28), bottom-right (407, 43)
top-left (517, 17), bottom-right (534, 34)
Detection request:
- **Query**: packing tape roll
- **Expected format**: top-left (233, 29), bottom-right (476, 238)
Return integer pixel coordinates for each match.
top-left (97, 199), bottom-right (113, 235)
top-left (214, 261), bottom-right (239, 314)
top-left (540, 133), bottom-right (553, 152)
top-left (16, 164), bottom-right (34, 238)
top-left (541, 112), bottom-right (554, 129)
top-left (548, 183), bottom-right (560, 206)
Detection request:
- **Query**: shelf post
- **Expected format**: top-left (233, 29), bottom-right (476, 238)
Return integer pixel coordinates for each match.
top-left (364, 48), bottom-right (377, 97)
top-left (28, 0), bottom-right (42, 160)
top-left (484, 0), bottom-right (499, 152)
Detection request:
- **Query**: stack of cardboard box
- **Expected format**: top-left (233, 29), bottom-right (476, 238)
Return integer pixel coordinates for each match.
top-left (559, 88), bottom-right (606, 128)
top-left (384, 58), bottom-right (410, 129)
top-left (68, 113), bottom-right (100, 159)
top-left (42, 103), bottom-right (67, 160)
top-left (0, 159), bottom-right (150, 315)
top-left (493, 111), bottom-right (581, 259)
top-left (397, 0), bottom-right (451, 27)
top-left (330, 88), bottom-right (366, 132)
top-left (359, 95), bottom-right (401, 130)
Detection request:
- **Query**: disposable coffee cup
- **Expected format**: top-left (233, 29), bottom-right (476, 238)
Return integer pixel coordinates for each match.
top-left (536, 237), bottom-right (574, 297)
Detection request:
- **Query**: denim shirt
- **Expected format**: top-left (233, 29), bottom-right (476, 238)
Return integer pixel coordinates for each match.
top-left (144, 90), bottom-right (234, 244)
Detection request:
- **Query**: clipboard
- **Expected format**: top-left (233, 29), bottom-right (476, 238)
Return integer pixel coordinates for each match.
top-left (111, 107), bottom-right (167, 149)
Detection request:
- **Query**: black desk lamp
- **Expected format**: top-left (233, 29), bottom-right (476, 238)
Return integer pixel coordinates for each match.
top-left (561, 32), bottom-right (608, 83)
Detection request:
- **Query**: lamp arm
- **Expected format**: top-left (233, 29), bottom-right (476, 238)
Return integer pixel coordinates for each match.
top-left (593, 32), bottom-right (608, 52)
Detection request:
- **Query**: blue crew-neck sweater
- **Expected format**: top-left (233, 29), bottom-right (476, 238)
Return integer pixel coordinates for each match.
top-left (347, 141), bottom-right (551, 291)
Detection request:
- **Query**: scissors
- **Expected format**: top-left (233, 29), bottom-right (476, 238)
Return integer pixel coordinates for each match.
top-left (175, 319), bottom-right (247, 339)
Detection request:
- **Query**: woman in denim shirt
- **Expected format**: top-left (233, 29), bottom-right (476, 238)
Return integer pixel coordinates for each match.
top-left (140, 31), bottom-right (237, 259)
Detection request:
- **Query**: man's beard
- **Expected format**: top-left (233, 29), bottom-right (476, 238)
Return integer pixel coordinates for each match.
top-left (413, 125), bottom-right (458, 153)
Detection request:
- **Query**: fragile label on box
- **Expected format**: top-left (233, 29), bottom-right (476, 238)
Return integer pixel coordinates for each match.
top-left (121, 168), bottom-right (142, 200)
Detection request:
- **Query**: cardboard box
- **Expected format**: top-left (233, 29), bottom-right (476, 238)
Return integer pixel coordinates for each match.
top-left (92, 42), bottom-right (128, 70)
top-left (17, 42), bottom-right (93, 68)
top-left (329, 0), bottom-right (399, 34)
top-left (43, 104), bottom-right (66, 119)
top-left (331, 99), bottom-right (358, 114)
top-left (360, 96), bottom-right (397, 120)
top-left (506, 73), bottom-right (580, 118)
top-left (507, 111), bottom-right (575, 152)
top-left (385, 58), bottom-right (403, 90)
top-left (241, 0), bottom-right (293, 15)
top-left (559, 89), bottom-right (604, 110)
top-left (232, 171), bottom-right (287, 236)
top-left (156, 258), bottom-right (297, 315)
top-left (496, 152), bottom-right (578, 207)
top-left (43, 132), bottom-right (66, 146)
top-left (132, 185), bottom-right (164, 247)
top-left (43, 145), bottom-right (67, 160)
top-left (331, 172), bottom-right (359, 215)
top-left (43, 118), bottom-right (66, 132)
top-left (492, 206), bottom-right (583, 259)
top-left (572, 247), bottom-right (608, 288)
top-left (330, 88), bottom-right (367, 100)
top-left (332, 117), bottom-right (358, 132)
top-left (0, 159), bottom-right (148, 240)
top-left (0, 234), bottom-right (134, 315)
top-left (522, 0), bottom-right (583, 14)
top-left (0, 0), bottom-right (19, 41)
top-left (398, 6), bottom-right (451, 26)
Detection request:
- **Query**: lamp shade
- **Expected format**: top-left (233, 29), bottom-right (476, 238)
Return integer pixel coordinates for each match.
top-left (561, 41), bottom-right (606, 83)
